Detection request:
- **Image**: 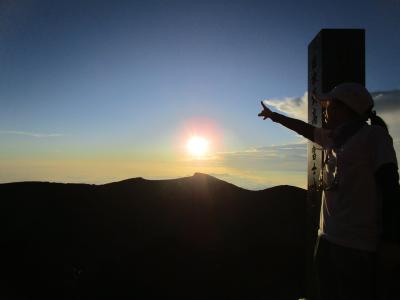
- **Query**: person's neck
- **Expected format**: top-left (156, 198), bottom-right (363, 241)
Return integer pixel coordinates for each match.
top-left (330, 117), bottom-right (366, 148)
top-left (335, 119), bottom-right (353, 130)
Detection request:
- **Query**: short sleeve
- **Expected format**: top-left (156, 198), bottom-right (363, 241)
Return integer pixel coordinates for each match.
top-left (370, 125), bottom-right (398, 172)
top-left (314, 127), bottom-right (334, 148)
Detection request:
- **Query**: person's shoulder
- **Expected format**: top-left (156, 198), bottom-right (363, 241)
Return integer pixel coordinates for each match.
top-left (369, 124), bottom-right (387, 133)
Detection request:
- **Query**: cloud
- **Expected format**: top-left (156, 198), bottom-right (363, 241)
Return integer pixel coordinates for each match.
top-left (371, 90), bottom-right (400, 114)
top-left (262, 92), bottom-right (308, 121)
top-left (0, 130), bottom-right (63, 138)
top-left (217, 142), bottom-right (307, 173)
top-left (211, 143), bottom-right (308, 189)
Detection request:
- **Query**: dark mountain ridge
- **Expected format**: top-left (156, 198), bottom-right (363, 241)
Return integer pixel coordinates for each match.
top-left (1, 173), bottom-right (307, 299)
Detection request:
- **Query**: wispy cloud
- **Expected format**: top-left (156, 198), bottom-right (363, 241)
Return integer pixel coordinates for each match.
top-left (371, 90), bottom-right (400, 114)
top-left (0, 130), bottom-right (63, 138)
top-left (217, 142), bottom-right (307, 173)
top-left (262, 92), bottom-right (308, 121)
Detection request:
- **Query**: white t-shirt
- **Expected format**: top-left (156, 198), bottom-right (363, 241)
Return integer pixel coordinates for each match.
top-left (314, 124), bottom-right (398, 251)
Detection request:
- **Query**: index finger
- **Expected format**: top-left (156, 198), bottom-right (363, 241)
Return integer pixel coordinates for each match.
top-left (260, 101), bottom-right (267, 109)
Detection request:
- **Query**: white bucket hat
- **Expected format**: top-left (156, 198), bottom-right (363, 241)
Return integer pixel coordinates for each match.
top-left (315, 82), bottom-right (374, 116)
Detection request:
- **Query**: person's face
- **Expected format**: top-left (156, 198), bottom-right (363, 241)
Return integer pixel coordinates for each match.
top-left (320, 98), bottom-right (346, 129)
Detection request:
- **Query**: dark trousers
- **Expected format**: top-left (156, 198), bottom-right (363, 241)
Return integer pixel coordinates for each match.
top-left (313, 235), bottom-right (377, 300)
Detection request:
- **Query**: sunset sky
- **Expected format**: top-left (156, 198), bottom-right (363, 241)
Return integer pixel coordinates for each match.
top-left (1, 0), bottom-right (399, 189)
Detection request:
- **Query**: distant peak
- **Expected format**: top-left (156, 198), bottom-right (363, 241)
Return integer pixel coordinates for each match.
top-left (102, 177), bottom-right (144, 186)
top-left (193, 172), bottom-right (210, 177)
top-left (192, 172), bottom-right (221, 181)
top-left (121, 177), bottom-right (145, 182)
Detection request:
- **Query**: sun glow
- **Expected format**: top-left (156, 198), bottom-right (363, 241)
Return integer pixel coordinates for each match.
top-left (186, 136), bottom-right (209, 157)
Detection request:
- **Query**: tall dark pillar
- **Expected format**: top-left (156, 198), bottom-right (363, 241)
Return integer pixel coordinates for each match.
top-left (305, 29), bottom-right (365, 299)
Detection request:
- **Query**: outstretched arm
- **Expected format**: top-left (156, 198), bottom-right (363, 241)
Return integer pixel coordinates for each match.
top-left (258, 101), bottom-right (316, 142)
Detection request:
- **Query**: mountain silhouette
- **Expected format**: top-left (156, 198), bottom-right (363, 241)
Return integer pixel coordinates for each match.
top-left (1, 173), bottom-right (307, 299)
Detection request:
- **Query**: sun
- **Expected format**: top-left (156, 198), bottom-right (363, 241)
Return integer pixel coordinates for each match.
top-left (186, 136), bottom-right (209, 157)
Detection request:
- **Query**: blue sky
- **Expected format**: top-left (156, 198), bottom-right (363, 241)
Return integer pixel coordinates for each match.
top-left (1, 0), bottom-right (399, 189)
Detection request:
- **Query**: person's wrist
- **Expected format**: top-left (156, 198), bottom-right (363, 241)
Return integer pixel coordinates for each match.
top-left (270, 112), bottom-right (278, 121)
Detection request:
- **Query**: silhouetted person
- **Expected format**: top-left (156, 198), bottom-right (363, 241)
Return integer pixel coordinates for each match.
top-left (258, 82), bottom-right (400, 300)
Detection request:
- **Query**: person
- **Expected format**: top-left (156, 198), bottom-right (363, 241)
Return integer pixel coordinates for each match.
top-left (257, 82), bottom-right (400, 300)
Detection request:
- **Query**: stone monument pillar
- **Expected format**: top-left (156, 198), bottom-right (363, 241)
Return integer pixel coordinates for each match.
top-left (305, 28), bottom-right (365, 299)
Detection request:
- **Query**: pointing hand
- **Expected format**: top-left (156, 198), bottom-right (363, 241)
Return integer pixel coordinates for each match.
top-left (258, 101), bottom-right (273, 120)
